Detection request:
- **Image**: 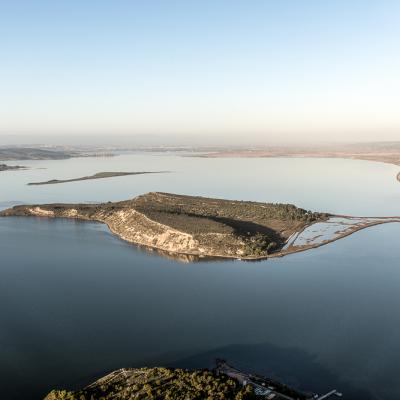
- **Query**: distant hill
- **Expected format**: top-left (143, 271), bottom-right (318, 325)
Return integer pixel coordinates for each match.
top-left (0, 147), bottom-right (77, 161)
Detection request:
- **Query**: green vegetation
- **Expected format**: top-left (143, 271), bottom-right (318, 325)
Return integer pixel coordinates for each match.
top-left (135, 192), bottom-right (324, 224)
top-left (44, 367), bottom-right (256, 400)
top-left (133, 193), bottom-right (328, 255)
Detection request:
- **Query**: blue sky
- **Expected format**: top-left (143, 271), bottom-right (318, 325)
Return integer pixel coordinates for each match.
top-left (1, 0), bottom-right (399, 142)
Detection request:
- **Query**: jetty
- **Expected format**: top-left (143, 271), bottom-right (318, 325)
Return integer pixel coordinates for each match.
top-left (215, 360), bottom-right (342, 399)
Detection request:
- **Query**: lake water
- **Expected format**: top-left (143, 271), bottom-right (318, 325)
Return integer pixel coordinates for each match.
top-left (1, 154), bottom-right (400, 399)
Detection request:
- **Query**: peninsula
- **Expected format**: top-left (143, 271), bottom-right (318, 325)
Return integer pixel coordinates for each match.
top-left (2, 192), bottom-right (399, 260)
top-left (28, 171), bottom-right (167, 185)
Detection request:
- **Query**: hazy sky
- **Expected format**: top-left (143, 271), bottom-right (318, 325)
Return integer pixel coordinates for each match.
top-left (1, 1), bottom-right (399, 143)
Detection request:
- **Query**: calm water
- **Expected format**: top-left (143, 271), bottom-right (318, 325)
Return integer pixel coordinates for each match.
top-left (1, 154), bottom-right (400, 399)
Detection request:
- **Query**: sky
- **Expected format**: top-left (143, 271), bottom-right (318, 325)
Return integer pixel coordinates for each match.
top-left (1, 0), bottom-right (399, 144)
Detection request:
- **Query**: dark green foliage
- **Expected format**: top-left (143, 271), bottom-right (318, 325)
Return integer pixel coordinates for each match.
top-left (133, 193), bottom-right (328, 255)
top-left (135, 192), bottom-right (325, 225)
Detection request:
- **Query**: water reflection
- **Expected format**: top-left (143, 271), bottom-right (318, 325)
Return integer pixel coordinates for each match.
top-left (1, 155), bottom-right (400, 400)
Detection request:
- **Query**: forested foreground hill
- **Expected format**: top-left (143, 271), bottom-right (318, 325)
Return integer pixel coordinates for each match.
top-left (44, 367), bottom-right (256, 400)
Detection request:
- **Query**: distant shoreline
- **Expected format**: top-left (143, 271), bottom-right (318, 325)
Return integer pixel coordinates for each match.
top-left (191, 149), bottom-right (400, 182)
top-left (195, 151), bottom-right (400, 165)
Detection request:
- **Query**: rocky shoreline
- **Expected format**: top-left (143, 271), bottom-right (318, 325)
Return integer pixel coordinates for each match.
top-left (0, 192), bottom-right (326, 260)
top-left (2, 192), bottom-right (399, 261)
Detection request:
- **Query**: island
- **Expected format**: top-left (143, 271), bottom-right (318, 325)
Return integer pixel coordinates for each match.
top-left (43, 360), bottom-right (341, 400)
top-left (2, 192), bottom-right (399, 260)
top-left (0, 163), bottom-right (26, 171)
top-left (28, 171), bottom-right (168, 185)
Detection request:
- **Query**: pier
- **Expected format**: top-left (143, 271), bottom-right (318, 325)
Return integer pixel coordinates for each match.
top-left (215, 360), bottom-right (342, 399)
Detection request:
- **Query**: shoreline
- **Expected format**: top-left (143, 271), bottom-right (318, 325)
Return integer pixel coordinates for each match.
top-left (269, 218), bottom-right (400, 259)
top-left (189, 151), bottom-right (400, 181)
top-left (192, 151), bottom-right (400, 166)
top-left (59, 215), bottom-right (400, 261)
top-left (2, 213), bottom-right (399, 262)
